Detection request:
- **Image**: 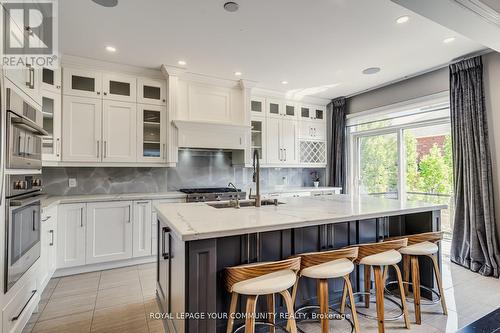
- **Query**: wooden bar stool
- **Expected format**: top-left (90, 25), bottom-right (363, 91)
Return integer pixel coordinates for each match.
top-left (225, 257), bottom-right (301, 333)
top-left (289, 247), bottom-right (361, 333)
top-left (387, 232), bottom-right (447, 325)
top-left (353, 239), bottom-right (411, 333)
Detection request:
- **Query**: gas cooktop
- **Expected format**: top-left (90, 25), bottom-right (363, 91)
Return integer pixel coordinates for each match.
top-left (180, 187), bottom-right (245, 202)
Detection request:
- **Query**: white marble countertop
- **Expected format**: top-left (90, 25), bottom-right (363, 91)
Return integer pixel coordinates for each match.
top-left (261, 186), bottom-right (342, 194)
top-left (41, 191), bottom-right (186, 209)
top-left (155, 195), bottom-right (447, 241)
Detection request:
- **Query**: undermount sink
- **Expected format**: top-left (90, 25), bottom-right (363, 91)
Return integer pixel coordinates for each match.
top-left (207, 199), bottom-right (284, 209)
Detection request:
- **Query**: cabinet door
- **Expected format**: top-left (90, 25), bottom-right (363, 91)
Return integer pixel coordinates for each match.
top-left (103, 73), bottom-right (137, 103)
top-left (267, 99), bottom-right (282, 119)
top-left (57, 204), bottom-right (86, 268)
top-left (40, 67), bottom-right (62, 93)
top-left (102, 101), bottom-right (137, 162)
top-left (63, 68), bottom-right (102, 99)
top-left (47, 217), bottom-right (57, 277)
top-left (137, 78), bottom-right (166, 105)
top-left (300, 105), bottom-right (312, 121)
top-left (312, 123), bottom-right (326, 140)
top-left (284, 102), bottom-right (297, 119)
top-left (250, 97), bottom-right (265, 116)
top-left (251, 117), bottom-right (266, 164)
top-left (39, 216), bottom-right (50, 288)
top-left (42, 90), bottom-right (62, 161)
top-left (62, 96), bottom-right (102, 162)
top-left (133, 201), bottom-right (152, 257)
top-left (281, 119), bottom-right (298, 164)
top-left (137, 104), bottom-right (166, 162)
top-left (86, 201), bottom-right (133, 264)
top-left (266, 117), bottom-right (282, 164)
top-left (312, 106), bottom-right (326, 121)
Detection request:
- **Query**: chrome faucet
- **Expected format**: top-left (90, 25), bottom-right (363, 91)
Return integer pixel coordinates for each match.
top-left (227, 182), bottom-right (240, 209)
top-left (249, 150), bottom-right (261, 207)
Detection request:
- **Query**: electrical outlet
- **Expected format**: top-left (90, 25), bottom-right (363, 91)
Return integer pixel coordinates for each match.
top-left (68, 178), bottom-right (77, 188)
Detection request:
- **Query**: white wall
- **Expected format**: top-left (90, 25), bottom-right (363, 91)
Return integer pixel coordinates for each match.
top-left (483, 52), bottom-right (500, 243)
top-left (347, 67), bottom-right (448, 114)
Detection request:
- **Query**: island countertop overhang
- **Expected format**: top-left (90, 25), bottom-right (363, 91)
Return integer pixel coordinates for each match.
top-left (155, 195), bottom-right (447, 241)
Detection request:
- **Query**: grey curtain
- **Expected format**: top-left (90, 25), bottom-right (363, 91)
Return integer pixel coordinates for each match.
top-left (327, 97), bottom-right (346, 192)
top-left (450, 56), bottom-right (500, 278)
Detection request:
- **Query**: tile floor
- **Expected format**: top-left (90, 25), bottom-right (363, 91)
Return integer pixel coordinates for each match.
top-left (22, 253), bottom-right (500, 333)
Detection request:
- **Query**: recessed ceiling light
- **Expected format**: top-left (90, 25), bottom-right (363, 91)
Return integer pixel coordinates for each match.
top-left (281, 81), bottom-right (288, 85)
top-left (362, 67), bottom-right (381, 75)
top-left (223, 2), bottom-right (239, 12)
top-left (443, 37), bottom-right (456, 44)
top-left (92, 0), bottom-right (118, 7)
top-left (234, 71), bottom-right (242, 76)
top-left (178, 60), bottom-right (186, 66)
top-left (105, 46), bottom-right (116, 52)
top-left (396, 16), bottom-right (410, 24)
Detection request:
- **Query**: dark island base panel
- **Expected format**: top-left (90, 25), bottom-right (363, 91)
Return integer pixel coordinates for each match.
top-left (185, 210), bottom-right (441, 333)
top-left (456, 307), bottom-right (500, 333)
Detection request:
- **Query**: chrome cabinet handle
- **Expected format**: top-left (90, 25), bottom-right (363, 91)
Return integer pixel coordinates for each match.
top-left (104, 141), bottom-right (107, 158)
top-left (49, 230), bottom-right (54, 246)
top-left (127, 205), bottom-right (131, 223)
top-left (163, 143), bottom-right (166, 159)
top-left (56, 138), bottom-right (60, 157)
top-left (80, 207), bottom-right (84, 227)
top-left (284, 148), bottom-right (287, 161)
top-left (96, 140), bottom-right (100, 158)
top-left (30, 67), bottom-right (35, 89)
top-left (11, 290), bottom-right (37, 322)
top-left (162, 227), bottom-right (171, 260)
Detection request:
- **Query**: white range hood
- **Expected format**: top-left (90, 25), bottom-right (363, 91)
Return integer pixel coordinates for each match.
top-left (172, 120), bottom-right (250, 150)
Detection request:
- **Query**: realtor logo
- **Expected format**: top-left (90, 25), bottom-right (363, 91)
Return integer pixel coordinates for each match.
top-left (1, 0), bottom-right (58, 68)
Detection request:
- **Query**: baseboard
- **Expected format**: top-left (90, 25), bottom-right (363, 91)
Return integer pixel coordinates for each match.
top-left (53, 256), bottom-right (156, 277)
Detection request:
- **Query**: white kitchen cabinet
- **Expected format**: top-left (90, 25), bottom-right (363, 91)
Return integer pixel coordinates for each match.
top-left (299, 140), bottom-right (327, 166)
top-left (62, 95), bottom-right (102, 162)
top-left (299, 104), bottom-right (326, 122)
top-left (40, 206), bottom-right (57, 289)
top-left (63, 68), bottom-right (102, 99)
top-left (137, 104), bottom-right (167, 162)
top-left (57, 204), bottom-right (86, 268)
top-left (102, 101), bottom-right (137, 162)
top-left (299, 121), bottom-right (326, 140)
top-left (42, 90), bottom-right (62, 162)
top-left (250, 97), bottom-right (265, 116)
top-left (103, 73), bottom-right (137, 103)
top-left (86, 201), bottom-right (133, 264)
top-left (133, 201), bottom-right (152, 257)
top-left (312, 105), bottom-right (326, 122)
top-left (266, 118), bottom-right (297, 165)
top-left (41, 67), bottom-right (62, 93)
top-left (5, 65), bottom-right (41, 106)
top-left (283, 102), bottom-right (297, 119)
top-left (137, 78), bottom-right (166, 105)
top-left (267, 98), bottom-right (283, 119)
top-left (251, 116), bottom-right (266, 164)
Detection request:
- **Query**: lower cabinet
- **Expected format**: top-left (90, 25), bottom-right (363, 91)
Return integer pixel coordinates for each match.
top-left (39, 206), bottom-right (57, 289)
top-left (57, 203), bottom-right (86, 268)
top-left (86, 201), bottom-right (133, 264)
top-left (133, 200), bottom-right (152, 257)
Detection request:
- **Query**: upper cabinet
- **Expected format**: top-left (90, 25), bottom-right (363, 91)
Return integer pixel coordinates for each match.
top-left (266, 98), bottom-right (297, 119)
top-left (137, 78), bottom-right (166, 106)
top-left (299, 104), bottom-right (325, 122)
top-left (103, 73), bottom-right (137, 103)
top-left (137, 104), bottom-right (167, 162)
top-left (41, 67), bottom-right (62, 93)
top-left (63, 68), bottom-right (102, 99)
top-left (250, 97), bottom-right (265, 116)
top-left (42, 90), bottom-right (62, 161)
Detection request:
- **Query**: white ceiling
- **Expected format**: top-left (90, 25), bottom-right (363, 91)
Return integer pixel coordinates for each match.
top-left (59, 0), bottom-right (486, 99)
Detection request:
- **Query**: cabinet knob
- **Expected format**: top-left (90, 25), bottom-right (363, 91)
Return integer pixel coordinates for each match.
top-left (56, 85), bottom-right (61, 89)
top-left (97, 91), bottom-right (101, 95)
top-left (104, 92), bottom-right (107, 96)
top-left (162, 99), bottom-right (166, 103)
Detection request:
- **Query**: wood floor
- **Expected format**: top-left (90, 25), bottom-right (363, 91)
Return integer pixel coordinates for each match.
top-left (22, 263), bottom-right (162, 333)
top-left (22, 251), bottom-right (500, 333)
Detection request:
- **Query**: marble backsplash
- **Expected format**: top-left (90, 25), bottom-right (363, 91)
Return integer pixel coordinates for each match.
top-left (42, 151), bottom-right (326, 196)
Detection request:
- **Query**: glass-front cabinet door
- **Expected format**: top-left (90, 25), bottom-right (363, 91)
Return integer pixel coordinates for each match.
top-left (284, 102), bottom-right (296, 118)
top-left (40, 67), bottom-right (61, 93)
top-left (103, 74), bottom-right (137, 103)
top-left (314, 106), bottom-right (325, 121)
top-left (137, 104), bottom-right (166, 162)
top-left (250, 97), bottom-right (265, 115)
top-left (63, 68), bottom-right (102, 99)
top-left (251, 117), bottom-right (266, 163)
top-left (41, 90), bottom-right (62, 161)
top-left (267, 98), bottom-right (282, 118)
top-left (300, 105), bottom-right (311, 120)
top-left (137, 78), bottom-right (166, 106)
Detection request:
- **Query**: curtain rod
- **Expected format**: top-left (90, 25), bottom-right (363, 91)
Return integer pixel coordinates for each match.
top-left (343, 48), bottom-right (493, 100)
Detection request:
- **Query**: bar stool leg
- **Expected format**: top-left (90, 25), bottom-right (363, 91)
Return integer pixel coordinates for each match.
top-left (392, 264), bottom-right (411, 329)
top-left (318, 279), bottom-right (330, 333)
top-left (373, 266), bottom-right (385, 333)
top-left (340, 279), bottom-right (348, 315)
top-left (280, 290), bottom-right (298, 333)
top-left (364, 265), bottom-right (371, 309)
top-left (266, 294), bottom-right (275, 333)
top-left (287, 278), bottom-right (300, 332)
top-left (245, 295), bottom-right (258, 333)
top-left (343, 275), bottom-right (361, 333)
top-left (410, 256), bottom-right (422, 324)
top-left (403, 255), bottom-right (410, 295)
top-left (428, 254), bottom-right (448, 315)
top-left (226, 292), bottom-right (239, 333)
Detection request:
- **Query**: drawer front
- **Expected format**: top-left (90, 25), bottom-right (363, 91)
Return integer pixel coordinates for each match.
top-left (3, 279), bottom-right (38, 333)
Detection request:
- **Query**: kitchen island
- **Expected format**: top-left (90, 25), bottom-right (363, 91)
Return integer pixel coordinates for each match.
top-left (155, 195), bottom-right (446, 333)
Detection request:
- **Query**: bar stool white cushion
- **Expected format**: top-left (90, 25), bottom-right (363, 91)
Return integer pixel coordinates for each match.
top-left (359, 249), bottom-right (402, 266)
top-left (399, 241), bottom-right (438, 255)
top-left (300, 258), bottom-right (354, 279)
top-left (232, 269), bottom-right (297, 295)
